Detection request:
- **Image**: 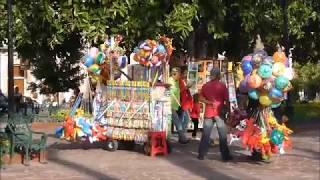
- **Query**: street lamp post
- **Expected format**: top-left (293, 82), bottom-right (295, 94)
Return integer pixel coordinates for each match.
top-left (280, 0), bottom-right (294, 117)
top-left (7, 0), bottom-right (14, 117)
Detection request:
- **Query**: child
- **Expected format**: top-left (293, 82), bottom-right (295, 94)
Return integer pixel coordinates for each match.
top-left (190, 93), bottom-right (201, 138)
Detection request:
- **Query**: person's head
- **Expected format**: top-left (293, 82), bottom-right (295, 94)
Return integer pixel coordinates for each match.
top-left (171, 67), bottom-right (181, 80)
top-left (210, 67), bottom-right (221, 80)
top-left (193, 93), bottom-right (199, 102)
top-left (181, 68), bottom-right (188, 80)
top-left (14, 86), bottom-right (19, 93)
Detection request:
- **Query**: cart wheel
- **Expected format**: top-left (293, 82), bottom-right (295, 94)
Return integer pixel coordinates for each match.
top-left (143, 142), bottom-right (150, 155)
top-left (105, 140), bottom-right (118, 152)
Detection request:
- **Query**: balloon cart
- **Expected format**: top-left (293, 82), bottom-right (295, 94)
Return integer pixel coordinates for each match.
top-left (228, 37), bottom-right (294, 161)
top-left (56, 35), bottom-right (174, 156)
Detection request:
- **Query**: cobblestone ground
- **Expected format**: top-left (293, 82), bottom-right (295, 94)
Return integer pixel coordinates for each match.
top-left (0, 123), bottom-right (319, 180)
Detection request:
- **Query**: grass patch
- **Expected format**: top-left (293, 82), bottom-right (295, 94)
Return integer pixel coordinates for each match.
top-left (292, 102), bottom-right (320, 123)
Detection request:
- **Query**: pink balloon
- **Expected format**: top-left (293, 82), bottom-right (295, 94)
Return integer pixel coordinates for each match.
top-left (151, 56), bottom-right (159, 65)
top-left (89, 47), bottom-right (99, 58)
top-left (242, 55), bottom-right (252, 62)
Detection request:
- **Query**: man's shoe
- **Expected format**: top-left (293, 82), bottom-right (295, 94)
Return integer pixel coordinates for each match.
top-left (197, 155), bottom-right (204, 160)
top-left (179, 139), bottom-right (190, 144)
top-left (222, 155), bottom-right (233, 162)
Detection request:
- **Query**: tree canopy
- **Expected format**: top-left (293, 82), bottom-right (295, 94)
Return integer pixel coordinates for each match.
top-left (0, 0), bottom-right (319, 93)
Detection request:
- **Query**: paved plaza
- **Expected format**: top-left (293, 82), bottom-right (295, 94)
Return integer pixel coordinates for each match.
top-left (0, 123), bottom-right (319, 180)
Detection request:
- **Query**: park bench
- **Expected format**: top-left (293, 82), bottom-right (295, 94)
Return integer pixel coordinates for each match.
top-left (6, 114), bottom-right (47, 166)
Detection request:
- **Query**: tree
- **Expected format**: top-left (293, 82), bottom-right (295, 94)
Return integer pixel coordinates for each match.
top-left (0, 0), bottom-right (319, 94)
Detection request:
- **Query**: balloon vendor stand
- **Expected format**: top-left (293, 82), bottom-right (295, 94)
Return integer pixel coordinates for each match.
top-left (228, 39), bottom-right (294, 161)
top-left (56, 35), bottom-right (174, 156)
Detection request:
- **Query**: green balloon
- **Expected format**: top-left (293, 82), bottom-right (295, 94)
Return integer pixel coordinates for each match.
top-left (270, 129), bottom-right (284, 145)
top-left (258, 64), bottom-right (272, 78)
top-left (275, 75), bottom-right (289, 90)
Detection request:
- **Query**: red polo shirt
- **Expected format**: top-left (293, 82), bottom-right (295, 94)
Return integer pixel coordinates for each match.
top-left (200, 79), bottom-right (228, 118)
top-left (179, 79), bottom-right (193, 111)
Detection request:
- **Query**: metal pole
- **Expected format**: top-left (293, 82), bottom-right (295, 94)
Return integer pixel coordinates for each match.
top-left (281, 0), bottom-right (289, 55)
top-left (7, 0), bottom-right (14, 117)
top-left (281, 0), bottom-right (294, 116)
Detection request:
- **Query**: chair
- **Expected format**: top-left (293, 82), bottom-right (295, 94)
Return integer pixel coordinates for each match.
top-left (7, 114), bottom-right (47, 166)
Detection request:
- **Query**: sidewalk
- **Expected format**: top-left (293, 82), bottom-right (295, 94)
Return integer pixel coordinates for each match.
top-left (0, 123), bottom-right (319, 180)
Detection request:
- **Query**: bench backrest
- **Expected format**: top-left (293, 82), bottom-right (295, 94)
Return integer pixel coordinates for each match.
top-left (7, 114), bottom-right (33, 134)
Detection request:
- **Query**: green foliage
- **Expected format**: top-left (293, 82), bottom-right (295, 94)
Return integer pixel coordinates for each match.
top-left (292, 102), bottom-right (320, 122)
top-left (0, 0), bottom-right (320, 93)
top-left (50, 108), bottom-right (91, 122)
top-left (292, 62), bottom-right (320, 100)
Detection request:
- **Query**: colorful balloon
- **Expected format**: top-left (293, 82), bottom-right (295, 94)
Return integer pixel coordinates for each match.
top-left (259, 94), bottom-right (272, 106)
top-left (242, 55), bottom-right (252, 62)
top-left (248, 89), bottom-right (260, 100)
top-left (89, 64), bottom-right (101, 74)
top-left (272, 51), bottom-right (287, 63)
top-left (84, 55), bottom-right (94, 67)
top-left (271, 102), bottom-right (281, 108)
top-left (89, 47), bottom-right (99, 58)
top-left (251, 54), bottom-right (263, 68)
top-left (272, 62), bottom-right (286, 76)
top-left (96, 52), bottom-right (105, 64)
top-left (275, 76), bottom-right (289, 90)
top-left (241, 60), bottom-right (253, 75)
top-left (151, 55), bottom-right (160, 66)
top-left (258, 64), bottom-right (273, 79)
top-left (247, 74), bottom-right (262, 88)
top-left (263, 56), bottom-right (274, 65)
top-left (117, 56), bottom-right (127, 69)
top-left (269, 88), bottom-right (283, 98)
top-left (239, 80), bottom-right (250, 93)
top-left (270, 129), bottom-right (284, 145)
top-left (156, 44), bottom-right (166, 54)
top-left (283, 68), bottom-right (294, 80)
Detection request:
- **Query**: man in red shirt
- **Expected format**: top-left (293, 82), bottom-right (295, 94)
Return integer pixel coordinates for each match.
top-left (198, 67), bottom-right (233, 161)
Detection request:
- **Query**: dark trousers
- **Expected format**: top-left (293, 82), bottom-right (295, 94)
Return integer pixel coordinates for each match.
top-left (191, 118), bottom-right (199, 137)
top-left (198, 116), bottom-right (231, 160)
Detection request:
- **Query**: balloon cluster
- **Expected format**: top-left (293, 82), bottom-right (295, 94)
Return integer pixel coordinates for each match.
top-left (230, 110), bottom-right (293, 160)
top-left (56, 109), bottom-right (108, 143)
top-left (81, 35), bottom-right (128, 84)
top-left (239, 48), bottom-right (293, 108)
top-left (133, 35), bottom-right (174, 66)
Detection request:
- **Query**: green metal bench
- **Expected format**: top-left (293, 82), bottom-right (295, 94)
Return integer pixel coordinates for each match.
top-left (0, 115), bottom-right (9, 169)
top-left (7, 114), bottom-right (47, 166)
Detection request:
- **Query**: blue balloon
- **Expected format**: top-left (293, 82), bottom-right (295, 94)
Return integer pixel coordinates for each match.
top-left (253, 49), bottom-right (268, 57)
top-left (157, 44), bottom-right (166, 54)
top-left (118, 56), bottom-right (128, 69)
top-left (84, 55), bottom-right (94, 67)
top-left (78, 118), bottom-right (92, 136)
top-left (258, 64), bottom-right (272, 78)
top-left (275, 76), bottom-right (289, 90)
top-left (269, 88), bottom-right (283, 98)
top-left (55, 126), bottom-right (64, 138)
top-left (241, 60), bottom-right (253, 75)
top-left (248, 89), bottom-right (259, 100)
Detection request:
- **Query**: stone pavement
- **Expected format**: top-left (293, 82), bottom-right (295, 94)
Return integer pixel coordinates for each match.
top-left (0, 124), bottom-right (319, 180)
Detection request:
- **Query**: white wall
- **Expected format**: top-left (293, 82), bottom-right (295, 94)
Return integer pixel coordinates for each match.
top-left (0, 50), bottom-right (9, 96)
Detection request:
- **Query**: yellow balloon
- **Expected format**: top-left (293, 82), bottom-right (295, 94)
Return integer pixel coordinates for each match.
top-left (100, 44), bottom-right (106, 51)
top-left (272, 62), bottom-right (285, 76)
top-left (259, 95), bottom-right (272, 106)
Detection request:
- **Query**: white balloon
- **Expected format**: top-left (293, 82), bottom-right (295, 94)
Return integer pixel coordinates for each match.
top-left (283, 68), bottom-right (294, 80)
